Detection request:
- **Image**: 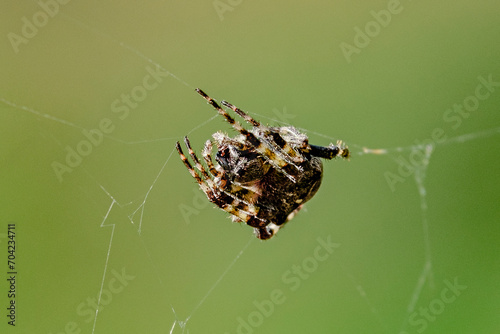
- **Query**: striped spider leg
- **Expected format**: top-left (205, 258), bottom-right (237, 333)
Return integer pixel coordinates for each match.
top-left (175, 137), bottom-right (267, 231)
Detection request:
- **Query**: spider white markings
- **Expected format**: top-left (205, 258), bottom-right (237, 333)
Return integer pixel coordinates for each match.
top-left (175, 89), bottom-right (350, 240)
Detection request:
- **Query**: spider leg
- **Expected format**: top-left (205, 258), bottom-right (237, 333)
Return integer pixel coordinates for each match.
top-left (183, 136), bottom-right (215, 187)
top-left (175, 141), bottom-right (214, 196)
top-left (221, 100), bottom-right (305, 164)
top-left (310, 140), bottom-right (350, 160)
top-left (196, 88), bottom-right (299, 183)
top-left (202, 139), bottom-right (260, 202)
top-left (184, 136), bottom-right (260, 210)
top-left (220, 100), bottom-right (261, 127)
top-left (202, 140), bottom-right (222, 178)
top-left (176, 138), bottom-right (266, 227)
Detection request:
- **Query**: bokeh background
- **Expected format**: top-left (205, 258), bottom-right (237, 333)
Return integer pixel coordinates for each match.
top-left (1, 1), bottom-right (499, 333)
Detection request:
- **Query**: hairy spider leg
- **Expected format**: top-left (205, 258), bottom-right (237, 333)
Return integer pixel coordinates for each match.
top-left (196, 88), bottom-right (298, 183)
top-left (176, 139), bottom-right (265, 226)
top-left (336, 140), bottom-right (351, 159)
top-left (221, 100), bottom-right (305, 164)
top-left (309, 144), bottom-right (340, 159)
top-left (201, 140), bottom-right (222, 178)
top-left (185, 136), bottom-right (263, 210)
top-left (184, 136), bottom-right (263, 211)
top-left (175, 141), bottom-right (214, 195)
top-left (309, 140), bottom-right (350, 160)
top-left (202, 139), bottom-right (260, 204)
top-left (220, 100), bottom-right (260, 127)
top-left (183, 136), bottom-right (214, 185)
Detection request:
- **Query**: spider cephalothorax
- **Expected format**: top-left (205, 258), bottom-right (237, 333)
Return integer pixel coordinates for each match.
top-left (176, 89), bottom-right (350, 240)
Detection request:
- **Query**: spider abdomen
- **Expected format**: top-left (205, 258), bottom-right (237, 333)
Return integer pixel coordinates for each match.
top-left (256, 157), bottom-right (324, 225)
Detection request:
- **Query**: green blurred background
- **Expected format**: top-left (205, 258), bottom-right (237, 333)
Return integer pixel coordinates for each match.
top-left (1, 0), bottom-right (499, 333)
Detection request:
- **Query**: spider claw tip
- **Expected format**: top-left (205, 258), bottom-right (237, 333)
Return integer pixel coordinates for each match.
top-left (196, 88), bottom-right (208, 98)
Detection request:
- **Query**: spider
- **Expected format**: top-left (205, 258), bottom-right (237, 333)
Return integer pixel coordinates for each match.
top-left (175, 89), bottom-right (350, 240)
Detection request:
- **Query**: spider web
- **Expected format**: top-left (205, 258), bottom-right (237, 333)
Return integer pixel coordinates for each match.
top-left (2, 2), bottom-right (499, 333)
